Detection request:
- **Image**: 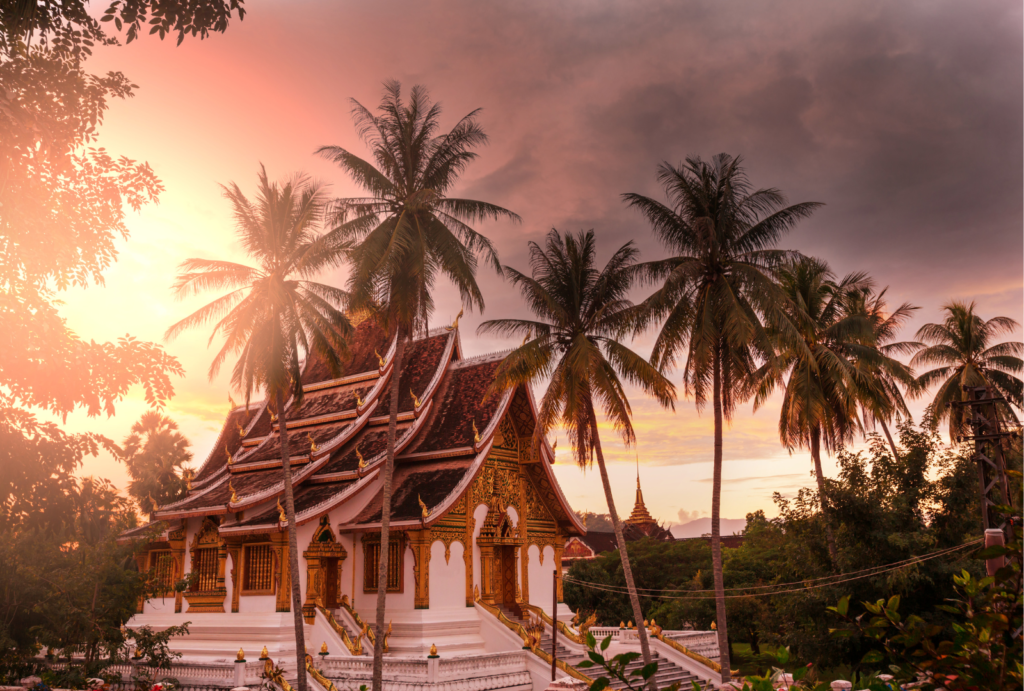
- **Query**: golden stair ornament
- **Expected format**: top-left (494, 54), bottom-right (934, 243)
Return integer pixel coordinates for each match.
top-left (277, 499), bottom-right (287, 523)
top-left (428, 643), bottom-right (438, 657)
top-left (319, 642), bottom-right (328, 655)
top-left (260, 646), bottom-right (269, 660)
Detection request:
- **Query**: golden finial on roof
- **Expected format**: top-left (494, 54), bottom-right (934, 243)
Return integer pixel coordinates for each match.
top-left (375, 349), bottom-right (385, 368)
top-left (260, 646), bottom-right (269, 660)
top-left (354, 391), bottom-right (364, 407)
top-left (270, 406), bottom-right (278, 423)
top-left (418, 494), bottom-right (430, 519)
top-left (228, 480), bottom-right (238, 504)
top-left (308, 432), bottom-right (318, 453)
top-left (356, 448), bottom-right (367, 470)
top-left (319, 642), bottom-right (328, 655)
top-left (236, 647), bottom-right (245, 661)
top-left (410, 389), bottom-right (421, 410)
top-left (429, 643), bottom-right (438, 657)
top-left (227, 451), bottom-right (234, 466)
top-left (147, 491), bottom-right (158, 510)
top-left (277, 498), bottom-right (287, 522)
top-left (472, 420), bottom-right (481, 444)
top-left (229, 395), bottom-right (238, 411)
top-left (445, 308), bottom-right (464, 332)
top-left (236, 420), bottom-right (246, 436)
top-left (184, 469), bottom-right (194, 491)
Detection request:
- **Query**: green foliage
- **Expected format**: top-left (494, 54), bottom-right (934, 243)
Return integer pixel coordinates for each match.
top-left (577, 632), bottom-right (679, 691)
top-left (120, 412), bottom-right (193, 514)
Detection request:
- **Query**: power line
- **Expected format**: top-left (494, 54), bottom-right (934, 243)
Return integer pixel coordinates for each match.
top-left (563, 539), bottom-right (982, 601)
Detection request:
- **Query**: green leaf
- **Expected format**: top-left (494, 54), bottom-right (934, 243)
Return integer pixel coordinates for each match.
top-left (861, 650), bottom-right (884, 664)
top-left (577, 661), bottom-right (595, 669)
top-left (640, 662), bottom-right (658, 680)
top-left (886, 595), bottom-right (901, 612)
top-left (587, 651), bottom-right (604, 664)
top-left (589, 677), bottom-right (609, 691)
top-left (600, 634), bottom-right (612, 651)
top-left (586, 631), bottom-right (597, 649)
top-left (837, 595), bottom-right (850, 616)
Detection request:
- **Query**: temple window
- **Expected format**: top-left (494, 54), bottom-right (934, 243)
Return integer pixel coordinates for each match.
top-left (242, 543), bottom-right (275, 593)
top-left (191, 547), bottom-right (219, 592)
top-left (148, 550), bottom-right (174, 592)
top-left (363, 539), bottom-right (403, 592)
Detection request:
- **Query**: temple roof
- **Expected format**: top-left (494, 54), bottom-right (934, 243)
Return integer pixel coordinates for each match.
top-left (625, 471), bottom-right (656, 527)
top-left (137, 319), bottom-right (584, 538)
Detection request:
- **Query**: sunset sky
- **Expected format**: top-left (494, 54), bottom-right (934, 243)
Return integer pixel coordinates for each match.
top-left (60, 0), bottom-right (1022, 526)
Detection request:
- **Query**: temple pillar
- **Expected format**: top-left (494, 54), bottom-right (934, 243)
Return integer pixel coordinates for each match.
top-left (226, 542), bottom-right (242, 613)
top-left (464, 515), bottom-right (475, 606)
top-left (168, 526), bottom-right (186, 614)
top-left (408, 529), bottom-right (432, 609)
top-left (520, 545), bottom-right (530, 603)
top-left (271, 531), bottom-right (290, 612)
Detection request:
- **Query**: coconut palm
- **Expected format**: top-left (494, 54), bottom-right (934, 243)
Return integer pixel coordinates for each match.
top-left (316, 82), bottom-right (518, 691)
top-left (911, 301), bottom-right (1022, 439)
top-left (165, 166), bottom-right (352, 691)
top-left (623, 154), bottom-right (820, 681)
top-left (753, 257), bottom-right (885, 566)
top-left (120, 411), bottom-right (193, 514)
top-left (480, 229), bottom-right (675, 675)
top-left (846, 287), bottom-right (921, 459)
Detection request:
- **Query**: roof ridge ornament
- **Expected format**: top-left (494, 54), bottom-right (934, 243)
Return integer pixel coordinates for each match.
top-left (418, 494), bottom-right (430, 519)
top-left (472, 420), bottom-right (481, 444)
top-left (410, 389), bottom-right (422, 410)
top-left (375, 349), bottom-right (386, 368)
top-left (277, 498), bottom-right (287, 523)
top-left (354, 391), bottom-right (364, 407)
top-left (228, 479), bottom-right (238, 504)
top-left (356, 447), bottom-right (367, 472)
top-left (308, 433), bottom-right (319, 453)
top-left (444, 307), bottom-right (464, 332)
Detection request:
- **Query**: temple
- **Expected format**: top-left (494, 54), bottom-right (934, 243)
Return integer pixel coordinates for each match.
top-left (120, 319), bottom-right (722, 691)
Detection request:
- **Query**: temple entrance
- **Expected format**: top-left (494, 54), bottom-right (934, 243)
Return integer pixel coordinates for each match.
top-left (322, 557), bottom-right (340, 609)
top-left (500, 546), bottom-right (520, 616)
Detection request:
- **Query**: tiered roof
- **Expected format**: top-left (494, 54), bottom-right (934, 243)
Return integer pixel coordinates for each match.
top-left (137, 320), bottom-right (585, 540)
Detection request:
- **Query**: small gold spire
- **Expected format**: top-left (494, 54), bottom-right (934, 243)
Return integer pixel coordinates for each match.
top-left (236, 420), bottom-right (246, 436)
top-left (227, 451), bottom-right (234, 466)
top-left (236, 647), bottom-right (245, 661)
top-left (260, 646), bottom-right (269, 660)
top-left (270, 409), bottom-right (278, 423)
top-left (445, 308), bottom-right (464, 332)
top-left (410, 389), bottom-right (421, 410)
top-left (229, 395), bottom-right (238, 411)
top-left (429, 643), bottom-right (438, 657)
top-left (356, 448), bottom-right (367, 470)
top-left (375, 349), bottom-right (386, 368)
top-left (472, 420), bottom-right (481, 444)
top-left (619, 621), bottom-right (625, 629)
top-left (319, 642), bottom-right (328, 655)
top-left (277, 498), bottom-right (287, 522)
top-left (308, 432), bottom-right (319, 453)
top-left (711, 620), bottom-right (717, 630)
top-left (628, 620), bottom-right (634, 629)
top-left (354, 391), bottom-right (364, 407)
top-left (418, 494), bottom-right (430, 519)
top-left (644, 619), bottom-right (649, 627)
top-left (184, 469), bottom-right (194, 491)
top-left (228, 480), bottom-right (238, 504)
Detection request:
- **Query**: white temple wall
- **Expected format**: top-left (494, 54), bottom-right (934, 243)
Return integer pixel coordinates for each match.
top-left (335, 531), bottom-right (356, 604)
top-left (527, 545), bottom-right (555, 610)
top-left (348, 531), bottom-right (416, 616)
top-left (238, 594), bottom-right (276, 613)
top-left (142, 595), bottom-right (175, 614)
top-left (428, 540), bottom-right (465, 609)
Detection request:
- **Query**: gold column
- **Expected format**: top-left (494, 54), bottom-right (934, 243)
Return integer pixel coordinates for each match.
top-left (271, 532), bottom-right (290, 612)
top-left (408, 529), bottom-right (432, 609)
top-left (302, 554), bottom-right (322, 623)
top-left (520, 544), bottom-right (530, 604)
top-left (226, 543), bottom-right (242, 613)
top-left (168, 528), bottom-right (186, 614)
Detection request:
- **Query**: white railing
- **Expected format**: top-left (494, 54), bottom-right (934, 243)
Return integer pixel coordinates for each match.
top-left (664, 631), bottom-right (719, 659)
top-left (437, 651), bottom-right (526, 679)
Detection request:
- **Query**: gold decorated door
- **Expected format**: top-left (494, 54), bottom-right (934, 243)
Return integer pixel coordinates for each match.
top-left (500, 546), bottom-right (520, 616)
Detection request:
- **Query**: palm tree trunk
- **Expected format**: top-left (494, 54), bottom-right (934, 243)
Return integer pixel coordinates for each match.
top-left (371, 327), bottom-right (406, 691)
top-left (277, 390), bottom-right (308, 691)
top-left (810, 426), bottom-right (839, 567)
top-left (711, 345), bottom-right (732, 684)
top-left (589, 415), bottom-right (654, 679)
top-left (879, 418), bottom-right (899, 460)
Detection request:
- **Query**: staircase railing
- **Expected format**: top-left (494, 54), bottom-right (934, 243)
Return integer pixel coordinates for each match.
top-left (476, 599), bottom-right (592, 683)
top-left (652, 632), bottom-right (721, 674)
top-left (317, 605), bottom-right (365, 656)
top-left (305, 654), bottom-right (340, 691)
top-left (262, 657), bottom-right (294, 691)
top-left (520, 603), bottom-right (585, 647)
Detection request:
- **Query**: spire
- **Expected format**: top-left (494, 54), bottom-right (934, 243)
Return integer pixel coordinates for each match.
top-left (626, 455), bottom-right (656, 526)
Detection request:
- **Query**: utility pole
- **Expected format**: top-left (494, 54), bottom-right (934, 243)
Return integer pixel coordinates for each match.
top-left (551, 569), bottom-right (558, 681)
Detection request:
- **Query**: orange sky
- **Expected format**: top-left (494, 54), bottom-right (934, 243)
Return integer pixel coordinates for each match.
top-left (57, 0), bottom-right (1022, 526)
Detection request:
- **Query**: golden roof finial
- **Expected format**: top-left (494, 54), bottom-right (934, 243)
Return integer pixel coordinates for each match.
top-left (308, 432), bottom-right (319, 454)
top-left (260, 646), bottom-right (269, 660)
top-left (356, 447), bottom-right (367, 470)
top-left (229, 394), bottom-right (238, 411)
top-left (354, 391), bottom-right (364, 407)
top-left (277, 498), bottom-right (287, 522)
top-left (472, 420), bottom-right (481, 444)
top-left (184, 469), bottom-right (194, 491)
top-left (375, 349), bottom-right (386, 368)
top-left (319, 642), bottom-right (328, 655)
top-left (236, 647), bottom-right (245, 661)
top-left (228, 480), bottom-right (238, 504)
top-left (418, 494), bottom-right (430, 519)
top-left (236, 420), bottom-right (246, 436)
top-left (410, 389), bottom-right (422, 410)
top-left (445, 308), bottom-right (464, 332)
top-left (147, 491), bottom-right (158, 510)
top-left (227, 450), bottom-right (234, 466)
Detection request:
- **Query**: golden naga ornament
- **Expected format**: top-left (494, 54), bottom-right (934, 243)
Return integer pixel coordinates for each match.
top-left (236, 420), bottom-right (246, 436)
top-left (410, 389), bottom-right (422, 410)
top-left (445, 307), bottom-right (464, 332)
top-left (147, 491), bottom-right (158, 510)
top-left (418, 494), bottom-right (430, 519)
top-left (228, 480), bottom-right (238, 504)
top-left (226, 451), bottom-right (234, 466)
top-left (277, 498), bottom-right (287, 522)
top-left (356, 448), bottom-right (367, 470)
top-left (236, 647), bottom-right (245, 661)
top-left (354, 391), bottom-right (364, 407)
top-left (472, 420), bottom-right (481, 444)
top-left (375, 349), bottom-right (386, 368)
top-left (308, 433), bottom-right (319, 453)
top-left (184, 469), bottom-right (194, 491)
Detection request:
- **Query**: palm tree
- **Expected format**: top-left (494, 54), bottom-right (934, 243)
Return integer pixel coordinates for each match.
top-left (480, 229), bottom-right (675, 675)
top-left (165, 166), bottom-right (352, 691)
top-left (120, 411), bottom-right (193, 514)
top-left (911, 301), bottom-right (1022, 439)
top-left (846, 287), bottom-right (921, 459)
top-left (316, 82), bottom-right (518, 691)
top-left (624, 154), bottom-right (820, 682)
top-left (753, 257), bottom-right (883, 566)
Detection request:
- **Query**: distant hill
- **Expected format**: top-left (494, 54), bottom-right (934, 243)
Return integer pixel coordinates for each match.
top-left (670, 517), bottom-right (747, 539)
